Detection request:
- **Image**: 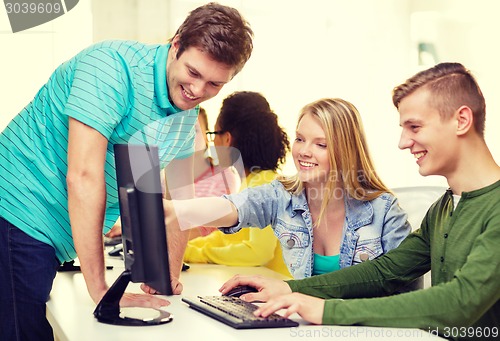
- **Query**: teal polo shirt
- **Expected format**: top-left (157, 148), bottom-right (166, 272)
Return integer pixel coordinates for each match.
top-left (0, 40), bottom-right (198, 262)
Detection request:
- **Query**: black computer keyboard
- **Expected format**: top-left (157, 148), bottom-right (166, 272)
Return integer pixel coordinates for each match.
top-left (182, 296), bottom-right (299, 329)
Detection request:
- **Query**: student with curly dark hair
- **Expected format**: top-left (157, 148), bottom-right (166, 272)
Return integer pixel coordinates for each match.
top-left (184, 91), bottom-right (292, 276)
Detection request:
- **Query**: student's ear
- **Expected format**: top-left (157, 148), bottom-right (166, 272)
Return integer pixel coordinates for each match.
top-left (222, 131), bottom-right (233, 146)
top-left (171, 35), bottom-right (180, 48)
top-left (455, 105), bottom-right (474, 136)
top-left (170, 36), bottom-right (181, 57)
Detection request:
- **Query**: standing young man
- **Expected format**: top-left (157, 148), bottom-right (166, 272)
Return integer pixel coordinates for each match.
top-left (220, 63), bottom-right (500, 339)
top-left (0, 3), bottom-right (253, 340)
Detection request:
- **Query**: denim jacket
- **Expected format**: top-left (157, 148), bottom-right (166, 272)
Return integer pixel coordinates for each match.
top-left (222, 180), bottom-right (411, 279)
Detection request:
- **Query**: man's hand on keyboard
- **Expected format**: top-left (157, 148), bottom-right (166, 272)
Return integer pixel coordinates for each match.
top-left (219, 274), bottom-right (291, 303)
top-left (254, 292), bottom-right (324, 325)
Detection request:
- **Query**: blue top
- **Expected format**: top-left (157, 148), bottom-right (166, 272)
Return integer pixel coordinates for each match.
top-left (222, 180), bottom-right (411, 278)
top-left (313, 253), bottom-right (340, 275)
top-left (0, 40), bottom-right (198, 263)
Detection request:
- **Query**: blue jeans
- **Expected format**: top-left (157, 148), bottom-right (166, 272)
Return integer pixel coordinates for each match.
top-left (0, 217), bottom-right (60, 341)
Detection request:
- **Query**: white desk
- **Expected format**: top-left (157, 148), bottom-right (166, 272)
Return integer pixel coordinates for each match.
top-left (47, 259), bottom-right (443, 341)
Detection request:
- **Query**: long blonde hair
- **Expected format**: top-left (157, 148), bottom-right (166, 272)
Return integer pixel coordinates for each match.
top-left (279, 98), bottom-right (390, 225)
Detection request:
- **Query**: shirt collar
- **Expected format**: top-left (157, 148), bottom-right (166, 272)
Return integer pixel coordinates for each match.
top-left (154, 43), bottom-right (182, 114)
top-left (290, 190), bottom-right (309, 214)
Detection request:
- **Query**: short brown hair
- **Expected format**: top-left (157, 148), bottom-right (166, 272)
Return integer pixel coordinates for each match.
top-left (392, 62), bottom-right (486, 136)
top-left (170, 2), bottom-right (253, 76)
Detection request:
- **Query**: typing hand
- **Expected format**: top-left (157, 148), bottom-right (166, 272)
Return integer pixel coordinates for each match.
top-left (254, 292), bottom-right (324, 325)
top-left (219, 274), bottom-right (291, 303)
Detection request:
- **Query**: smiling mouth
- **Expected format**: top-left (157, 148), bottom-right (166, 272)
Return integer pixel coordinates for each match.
top-left (181, 86), bottom-right (198, 101)
top-left (413, 151), bottom-right (427, 161)
top-left (299, 160), bottom-right (317, 168)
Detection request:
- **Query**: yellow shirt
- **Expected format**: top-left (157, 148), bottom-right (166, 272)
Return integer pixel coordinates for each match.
top-left (183, 170), bottom-right (292, 278)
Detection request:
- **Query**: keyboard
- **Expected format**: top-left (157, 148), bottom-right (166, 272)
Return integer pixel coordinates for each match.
top-left (182, 296), bottom-right (299, 329)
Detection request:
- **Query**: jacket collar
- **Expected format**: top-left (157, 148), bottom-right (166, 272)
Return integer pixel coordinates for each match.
top-left (344, 195), bottom-right (373, 230)
top-left (290, 190), bottom-right (373, 230)
top-left (290, 190), bottom-right (309, 214)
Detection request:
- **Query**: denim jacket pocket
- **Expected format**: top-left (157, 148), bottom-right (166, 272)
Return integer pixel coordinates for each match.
top-left (274, 221), bottom-right (310, 278)
top-left (274, 221), bottom-right (310, 249)
top-left (352, 237), bottom-right (383, 264)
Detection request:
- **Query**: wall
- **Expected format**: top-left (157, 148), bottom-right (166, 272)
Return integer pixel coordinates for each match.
top-left (2, 0), bottom-right (499, 189)
top-left (408, 0), bottom-right (500, 180)
top-left (0, 0), bottom-right (93, 129)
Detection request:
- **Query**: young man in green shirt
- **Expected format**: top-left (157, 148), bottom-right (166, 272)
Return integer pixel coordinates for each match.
top-left (220, 62), bottom-right (500, 340)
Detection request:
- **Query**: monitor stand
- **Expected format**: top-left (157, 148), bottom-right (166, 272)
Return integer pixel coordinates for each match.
top-left (93, 270), bottom-right (173, 326)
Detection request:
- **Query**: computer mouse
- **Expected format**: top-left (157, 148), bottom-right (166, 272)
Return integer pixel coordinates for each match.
top-left (223, 285), bottom-right (259, 298)
top-left (108, 243), bottom-right (123, 257)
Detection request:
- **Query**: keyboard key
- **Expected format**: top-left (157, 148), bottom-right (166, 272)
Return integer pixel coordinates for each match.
top-left (182, 296), bottom-right (299, 329)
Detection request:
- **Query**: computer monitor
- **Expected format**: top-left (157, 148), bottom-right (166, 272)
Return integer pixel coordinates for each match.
top-left (93, 144), bottom-right (173, 326)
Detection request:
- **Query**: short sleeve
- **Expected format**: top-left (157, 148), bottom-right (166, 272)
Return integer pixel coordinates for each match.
top-left (63, 48), bottom-right (130, 139)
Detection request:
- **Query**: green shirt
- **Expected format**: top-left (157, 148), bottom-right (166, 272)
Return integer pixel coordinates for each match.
top-left (287, 180), bottom-right (500, 340)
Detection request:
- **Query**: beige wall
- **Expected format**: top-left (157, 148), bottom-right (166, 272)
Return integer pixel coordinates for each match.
top-left (0, 0), bottom-right (93, 128)
top-left (2, 0), bottom-right (499, 189)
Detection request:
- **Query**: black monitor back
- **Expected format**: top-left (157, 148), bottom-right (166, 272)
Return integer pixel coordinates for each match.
top-left (113, 144), bottom-right (173, 295)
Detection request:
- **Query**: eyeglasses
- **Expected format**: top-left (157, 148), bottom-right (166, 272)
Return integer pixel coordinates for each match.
top-left (206, 130), bottom-right (225, 142)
